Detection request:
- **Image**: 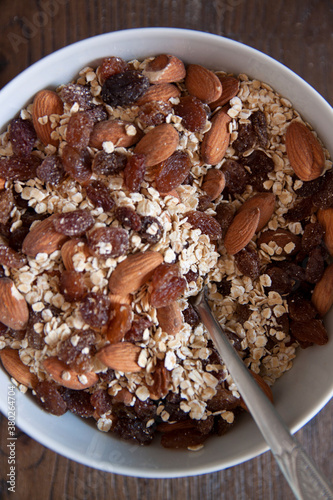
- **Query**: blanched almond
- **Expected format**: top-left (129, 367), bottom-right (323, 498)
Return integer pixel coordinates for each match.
top-left (96, 342), bottom-right (142, 372)
top-left (311, 263), bottom-right (333, 317)
top-left (32, 90), bottom-right (63, 146)
top-left (134, 123), bottom-right (179, 167)
top-left (109, 250), bottom-right (164, 296)
top-left (43, 357), bottom-right (98, 389)
top-left (185, 64), bottom-right (222, 104)
top-left (0, 277), bottom-right (29, 330)
top-left (157, 302), bottom-right (182, 335)
top-left (22, 214), bottom-right (69, 257)
top-left (0, 348), bottom-right (38, 388)
top-left (143, 55), bottom-right (186, 84)
top-left (136, 83), bottom-right (181, 105)
top-left (237, 193), bottom-right (276, 232)
top-left (201, 109), bottom-right (231, 165)
top-left (224, 208), bottom-right (260, 255)
top-left (89, 120), bottom-right (142, 149)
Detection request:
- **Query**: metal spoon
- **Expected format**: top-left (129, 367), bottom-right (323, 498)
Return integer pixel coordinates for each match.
top-left (190, 287), bottom-right (333, 500)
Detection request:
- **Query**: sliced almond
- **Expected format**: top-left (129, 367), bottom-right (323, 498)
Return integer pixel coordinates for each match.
top-left (0, 277), bottom-right (29, 330)
top-left (202, 168), bottom-right (226, 200)
top-left (285, 121), bottom-right (325, 181)
top-left (257, 229), bottom-right (301, 256)
top-left (32, 90), bottom-right (63, 146)
top-left (317, 208), bottom-right (333, 255)
top-left (136, 83), bottom-right (181, 105)
top-left (89, 120), bottom-right (142, 149)
top-left (224, 208), bottom-right (260, 255)
top-left (210, 76), bottom-right (240, 110)
top-left (22, 214), bottom-right (69, 257)
top-left (201, 109), bottom-right (231, 165)
top-left (157, 301), bottom-right (182, 335)
top-left (0, 348), bottom-right (38, 388)
top-left (96, 342), bottom-right (142, 372)
top-left (237, 192), bottom-right (276, 232)
top-left (109, 250), bottom-right (163, 296)
top-left (185, 64), bottom-right (222, 104)
top-left (240, 370), bottom-right (273, 411)
top-left (61, 238), bottom-right (91, 271)
top-left (311, 263), bottom-right (333, 317)
top-left (143, 55), bottom-right (185, 84)
top-left (134, 123), bottom-right (179, 167)
top-left (43, 357), bottom-right (98, 389)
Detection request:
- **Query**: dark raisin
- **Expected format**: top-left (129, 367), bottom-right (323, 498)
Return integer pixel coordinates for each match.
top-left (134, 398), bottom-right (156, 421)
top-left (150, 263), bottom-right (186, 308)
top-left (0, 154), bottom-right (41, 181)
top-left (21, 208), bottom-right (48, 229)
top-left (173, 95), bottom-right (207, 132)
top-left (294, 177), bottom-right (323, 198)
top-left (139, 216), bottom-right (163, 243)
top-left (37, 155), bottom-right (65, 186)
top-left (62, 145), bottom-right (92, 183)
top-left (155, 151), bottom-right (191, 193)
top-left (240, 150), bottom-right (274, 190)
top-left (66, 111), bottom-right (94, 151)
top-left (264, 266), bottom-right (294, 295)
top-left (287, 293), bottom-right (317, 321)
top-left (35, 381), bottom-right (67, 416)
top-left (97, 57), bottom-right (129, 85)
top-left (186, 211), bottom-right (222, 240)
top-left (115, 206), bottom-right (142, 231)
top-left (235, 303), bottom-right (251, 325)
top-left (285, 197), bottom-right (314, 222)
top-left (197, 194), bottom-right (212, 211)
top-left (87, 226), bottom-right (129, 258)
top-left (26, 309), bottom-right (45, 350)
top-left (10, 118), bottom-right (36, 156)
top-left (86, 105), bottom-right (108, 123)
top-left (232, 123), bottom-right (256, 153)
top-left (184, 269), bottom-right (199, 283)
top-left (59, 270), bottom-right (87, 302)
top-left (302, 222), bottom-right (324, 253)
top-left (0, 245), bottom-right (26, 269)
top-left (92, 151), bottom-right (127, 176)
top-left (216, 278), bottom-right (232, 296)
top-left (124, 316), bottom-right (152, 343)
top-left (305, 246), bottom-right (325, 283)
top-left (59, 84), bottom-right (95, 110)
top-left (0, 189), bottom-right (14, 224)
top-left (290, 319), bottom-right (328, 346)
top-left (53, 210), bottom-right (94, 236)
top-left (234, 246), bottom-right (260, 280)
top-left (90, 389), bottom-right (113, 415)
top-left (161, 428), bottom-right (209, 449)
top-left (137, 101), bottom-right (171, 127)
top-left (123, 153), bottom-right (146, 192)
top-left (80, 292), bottom-right (110, 328)
top-left (62, 389), bottom-right (95, 418)
top-left (221, 160), bottom-right (248, 195)
top-left (182, 172), bottom-right (194, 185)
top-left (101, 70), bottom-right (149, 107)
top-left (214, 203), bottom-right (235, 236)
top-left (312, 170), bottom-right (333, 210)
top-left (112, 412), bottom-right (154, 445)
top-left (99, 368), bottom-right (116, 384)
top-left (86, 180), bottom-right (115, 211)
top-left (251, 110), bottom-right (268, 148)
top-left (183, 304), bottom-right (200, 327)
top-left (206, 385), bottom-right (240, 412)
top-left (8, 227), bottom-right (29, 251)
top-left (58, 330), bottom-right (96, 373)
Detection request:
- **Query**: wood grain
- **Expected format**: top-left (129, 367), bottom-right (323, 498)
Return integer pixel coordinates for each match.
top-left (0, 1), bottom-right (332, 499)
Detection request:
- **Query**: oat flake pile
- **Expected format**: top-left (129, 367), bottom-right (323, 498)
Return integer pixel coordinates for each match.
top-left (0, 54), bottom-right (332, 450)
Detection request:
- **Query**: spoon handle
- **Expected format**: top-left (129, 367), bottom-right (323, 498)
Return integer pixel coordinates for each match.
top-left (192, 290), bottom-right (333, 500)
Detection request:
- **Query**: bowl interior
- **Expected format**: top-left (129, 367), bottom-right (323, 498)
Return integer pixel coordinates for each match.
top-left (0, 28), bottom-right (333, 478)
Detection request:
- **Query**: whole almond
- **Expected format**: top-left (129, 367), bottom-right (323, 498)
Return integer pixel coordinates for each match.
top-left (61, 238), bottom-right (91, 271)
top-left (89, 120), bottom-right (142, 149)
top-left (43, 357), bottom-right (98, 389)
top-left (202, 168), bottom-right (226, 200)
top-left (134, 123), bottom-right (179, 167)
top-left (210, 76), bottom-right (240, 110)
top-left (311, 263), bottom-right (333, 317)
top-left (237, 193), bottom-right (276, 232)
top-left (143, 55), bottom-right (186, 84)
top-left (157, 301), bottom-right (182, 335)
top-left (257, 228), bottom-right (301, 256)
top-left (317, 208), bottom-right (333, 255)
top-left (109, 250), bottom-right (164, 296)
top-left (136, 83), bottom-right (181, 105)
top-left (0, 348), bottom-right (38, 388)
top-left (32, 90), bottom-right (63, 146)
top-left (22, 214), bottom-right (69, 257)
top-left (96, 342), bottom-right (142, 372)
top-left (185, 64), bottom-right (222, 104)
top-left (201, 109), bottom-right (231, 165)
top-left (224, 208), bottom-right (260, 255)
top-left (285, 121), bottom-right (325, 181)
top-left (108, 293), bottom-right (132, 306)
top-left (240, 370), bottom-right (273, 411)
top-left (0, 277), bottom-right (29, 330)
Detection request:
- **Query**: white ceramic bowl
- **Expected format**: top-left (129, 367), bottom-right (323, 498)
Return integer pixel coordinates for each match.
top-left (0, 28), bottom-right (332, 478)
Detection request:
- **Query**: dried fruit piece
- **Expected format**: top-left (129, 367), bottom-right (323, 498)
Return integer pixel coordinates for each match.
top-left (10, 118), bottom-right (36, 156)
top-left (182, 303), bottom-right (200, 328)
top-left (0, 244), bottom-right (26, 269)
top-left (62, 389), bottom-right (95, 417)
top-left (264, 267), bottom-right (294, 295)
top-left (156, 301), bottom-right (182, 335)
top-left (201, 168), bottom-right (226, 200)
top-left (0, 277), bottom-right (29, 330)
top-left (43, 357), bottom-right (99, 389)
top-left (290, 319), bottom-right (328, 346)
top-left (124, 316), bottom-right (152, 343)
top-left (101, 70), bottom-right (149, 106)
top-left (89, 120), bottom-right (141, 149)
top-left (186, 210), bottom-right (222, 240)
top-left (87, 227), bottom-right (129, 259)
top-left (22, 214), bottom-right (69, 257)
top-left (224, 208), bottom-right (260, 255)
top-left (104, 303), bottom-right (132, 343)
top-left (312, 263), bottom-right (333, 316)
top-left (53, 210), bottom-right (94, 237)
top-left (305, 246), bottom-right (325, 284)
top-left (214, 203), bottom-right (235, 236)
top-left (35, 381), bottom-right (67, 416)
top-left (201, 109), bottom-right (231, 165)
top-left (123, 153), bottom-right (146, 192)
top-left (285, 197), bottom-right (314, 222)
top-left (59, 270), bottom-right (87, 302)
top-left (210, 76), bottom-right (240, 110)
top-left (58, 330), bottom-right (96, 373)
top-left (66, 111), bottom-right (94, 151)
top-left (221, 159), bottom-right (248, 194)
top-left (0, 189), bottom-right (14, 224)
top-left (96, 56), bottom-right (129, 85)
top-left (86, 180), bottom-right (115, 211)
top-left (241, 150), bottom-right (274, 191)
top-left (0, 154), bottom-right (41, 181)
top-left (137, 101), bottom-right (171, 127)
top-left (134, 123), bottom-right (179, 167)
top-left (173, 95), bottom-right (207, 132)
top-left (37, 155), bottom-right (65, 185)
top-left (90, 388), bottom-right (113, 415)
top-left (185, 64), bottom-right (222, 103)
top-left (62, 144), bottom-right (92, 183)
top-left (96, 342), bottom-right (142, 372)
top-left (288, 293), bottom-right (317, 321)
top-left (59, 83), bottom-right (95, 110)
top-left (155, 150), bottom-right (192, 193)
top-left (32, 89), bottom-right (64, 146)
top-left (143, 54), bottom-right (186, 84)
top-left (251, 110), bottom-right (269, 148)
top-left (232, 123), bottom-right (256, 153)
top-left (301, 222), bottom-right (324, 253)
top-left (285, 121), bottom-right (325, 181)
top-left (0, 348), bottom-right (38, 388)
top-left (115, 206), bottom-right (142, 231)
top-left (234, 245), bottom-right (261, 280)
top-left (92, 150), bottom-right (127, 175)
top-left (237, 193), bottom-right (276, 232)
top-left (80, 292), bottom-right (111, 328)
top-left (150, 263), bottom-right (186, 308)
top-left (139, 216), bottom-right (163, 243)
top-left (312, 170), bottom-right (333, 210)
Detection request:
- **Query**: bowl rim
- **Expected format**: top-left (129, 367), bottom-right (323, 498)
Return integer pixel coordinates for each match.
top-left (0, 27), bottom-right (332, 478)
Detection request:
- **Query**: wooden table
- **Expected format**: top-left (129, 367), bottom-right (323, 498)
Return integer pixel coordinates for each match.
top-left (0, 1), bottom-right (332, 499)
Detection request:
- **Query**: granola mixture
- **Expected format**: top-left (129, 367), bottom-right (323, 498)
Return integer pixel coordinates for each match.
top-left (0, 54), bottom-right (331, 450)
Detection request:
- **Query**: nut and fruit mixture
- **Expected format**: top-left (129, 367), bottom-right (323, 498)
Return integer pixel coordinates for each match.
top-left (0, 54), bottom-right (332, 450)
